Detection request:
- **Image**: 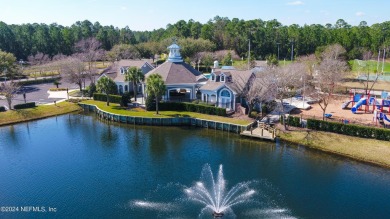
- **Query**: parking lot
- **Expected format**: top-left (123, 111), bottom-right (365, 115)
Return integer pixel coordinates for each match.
top-left (0, 79), bottom-right (84, 109)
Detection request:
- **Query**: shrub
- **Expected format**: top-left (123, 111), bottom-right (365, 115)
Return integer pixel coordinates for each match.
top-left (49, 88), bottom-right (68, 91)
top-left (287, 116), bottom-right (301, 127)
top-left (14, 102), bottom-right (36, 109)
top-left (249, 111), bottom-right (258, 119)
top-left (147, 102), bottom-right (226, 116)
top-left (93, 93), bottom-right (122, 105)
top-left (307, 118), bottom-right (390, 141)
top-left (145, 94), bottom-right (156, 111)
top-left (0, 106), bottom-right (5, 112)
top-left (121, 92), bottom-right (132, 107)
top-left (86, 83), bottom-right (96, 97)
top-left (66, 99), bottom-right (82, 103)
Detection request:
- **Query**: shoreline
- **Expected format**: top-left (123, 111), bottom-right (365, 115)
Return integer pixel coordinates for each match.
top-left (278, 129), bottom-right (390, 169)
top-left (0, 101), bottom-right (82, 127)
top-left (1, 101), bottom-right (389, 169)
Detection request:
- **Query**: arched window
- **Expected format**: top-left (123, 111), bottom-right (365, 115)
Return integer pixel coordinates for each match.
top-left (220, 75), bottom-right (225, 82)
top-left (221, 90), bottom-right (230, 97)
top-left (125, 85), bottom-right (128, 92)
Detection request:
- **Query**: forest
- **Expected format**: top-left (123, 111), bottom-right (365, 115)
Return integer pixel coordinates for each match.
top-left (0, 16), bottom-right (389, 61)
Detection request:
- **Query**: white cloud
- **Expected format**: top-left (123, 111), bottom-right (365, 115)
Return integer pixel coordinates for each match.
top-left (121, 6), bottom-right (127, 10)
top-left (356, 11), bottom-right (365, 17)
top-left (287, 1), bottom-right (304, 6)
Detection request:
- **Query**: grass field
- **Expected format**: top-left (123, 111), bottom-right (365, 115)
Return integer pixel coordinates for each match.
top-left (279, 129), bottom-right (390, 168)
top-left (0, 102), bottom-right (81, 126)
top-left (349, 59), bottom-right (390, 73)
top-left (82, 100), bottom-right (253, 125)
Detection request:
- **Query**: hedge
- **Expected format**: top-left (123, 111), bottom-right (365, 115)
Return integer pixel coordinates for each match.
top-left (307, 118), bottom-right (390, 141)
top-left (0, 106), bottom-right (5, 112)
top-left (49, 88), bottom-right (68, 91)
top-left (18, 77), bottom-right (61, 86)
top-left (287, 116), bottom-right (301, 127)
top-left (147, 101), bottom-right (227, 116)
top-left (14, 102), bottom-right (36, 109)
top-left (93, 93), bottom-right (122, 105)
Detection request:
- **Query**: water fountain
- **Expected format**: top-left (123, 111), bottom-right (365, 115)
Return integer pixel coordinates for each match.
top-left (132, 164), bottom-right (293, 218)
top-left (184, 164), bottom-right (256, 218)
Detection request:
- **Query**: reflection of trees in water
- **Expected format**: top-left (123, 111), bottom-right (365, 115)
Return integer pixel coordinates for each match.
top-left (8, 125), bottom-right (19, 146)
top-left (100, 124), bottom-right (118, 147)
top-left (149, 127), bottom-right (170, 159)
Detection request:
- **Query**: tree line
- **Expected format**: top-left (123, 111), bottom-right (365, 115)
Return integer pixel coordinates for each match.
top-left (1, 17), bottom-right (389, 61)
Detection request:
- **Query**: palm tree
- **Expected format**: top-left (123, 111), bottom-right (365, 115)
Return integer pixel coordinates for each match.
top-left (125, 67), bottom-right (144, 102)
top-left (146, 74), bottom-right (166, 114)
top-left (96, 76), bottom-right (117, 106)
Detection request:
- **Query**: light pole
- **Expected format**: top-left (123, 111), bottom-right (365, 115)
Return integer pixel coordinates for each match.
top-left (301, 75), bottom-right (306, 108)
top-left (290, 39), bottom-right (295, 62)
top-left (248, 39), bottom-right (251, 70)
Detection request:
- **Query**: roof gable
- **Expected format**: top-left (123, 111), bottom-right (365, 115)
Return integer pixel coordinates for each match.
top-left (145, 62), bottom-right (201, 84)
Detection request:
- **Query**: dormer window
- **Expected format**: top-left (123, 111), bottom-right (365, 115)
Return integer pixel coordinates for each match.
top-left (211, 73), bottom-right (215, 81)
top-left (220, 74), bottom-right (225, 82)
top-left (120, 67), bottom-right (125, 74)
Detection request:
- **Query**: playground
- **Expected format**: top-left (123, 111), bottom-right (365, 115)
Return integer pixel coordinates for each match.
top-left (293, 89), bottom-right (390, 128)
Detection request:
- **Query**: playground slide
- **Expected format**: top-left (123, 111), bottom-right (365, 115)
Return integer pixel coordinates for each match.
top-left (384, 114), bottom-right (390, 123)
top-left (351, 98), bottom-right (366, 114)
top-left (341, 101), bottom-right (352, 109)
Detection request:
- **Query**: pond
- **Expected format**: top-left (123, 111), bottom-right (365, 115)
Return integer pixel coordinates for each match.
top-left (1, 113), bottom-right (390, 218)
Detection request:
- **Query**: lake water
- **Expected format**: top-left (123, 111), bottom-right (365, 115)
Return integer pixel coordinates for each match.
top-left (1, 113), bottom-right (390, 218)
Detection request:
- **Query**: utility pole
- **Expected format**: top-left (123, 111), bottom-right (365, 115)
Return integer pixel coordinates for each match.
top-left (248, 39), bottom-right (251, 70)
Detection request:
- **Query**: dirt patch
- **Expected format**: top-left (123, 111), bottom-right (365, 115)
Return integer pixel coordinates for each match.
top-left (288, 95), bottom-right (389, 127)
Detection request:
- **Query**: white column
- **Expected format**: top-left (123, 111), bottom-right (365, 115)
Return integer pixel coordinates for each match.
top-left (233, 94), bottom-right (236, 111)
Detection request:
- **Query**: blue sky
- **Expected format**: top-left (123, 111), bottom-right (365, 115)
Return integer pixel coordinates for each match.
top-left (0, 0), bottom-right (388, 30)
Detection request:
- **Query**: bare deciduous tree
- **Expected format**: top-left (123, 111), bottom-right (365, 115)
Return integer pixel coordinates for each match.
top-left (262, 62), bottom-right (307, 129)
top-left (59, 57), bottom-right (86, 91)
top-left (321, 44), bottom-right (347, 60)
top-left (310, 58), bottom-right (348, 120)
top-left (0, 82), bottom-right (20, 110)
top-left (74, 37), bottom-right (103, 84)
top-left (27, 52), bottom-right (50, 66)
top-left (358, 51), bottom-right (378, 95)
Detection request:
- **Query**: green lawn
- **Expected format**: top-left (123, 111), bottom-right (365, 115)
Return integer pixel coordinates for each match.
top-left (82, 100), bottom-right (253, 125)
top-left (349, 59), bottom-right (390, 73)
top-left (279, 129), bottom-right (390, 168)
top-left (0, 101), bottom-right (81, 126)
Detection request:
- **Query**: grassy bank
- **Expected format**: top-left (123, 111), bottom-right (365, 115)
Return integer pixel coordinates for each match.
top-left (0, 102), bottom-right (82, 126)
top-left (81, 100), bottom-right (253, 125)
top-left (279, 129), bottom-right (390, 168)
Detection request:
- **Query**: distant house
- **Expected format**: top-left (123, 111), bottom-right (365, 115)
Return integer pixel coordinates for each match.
top-left (99, 59), bottom-right (154, 94)
top-left (200, 62), bottom-right (254, 111)
top-left (143, 43), bottom-right (208, 101)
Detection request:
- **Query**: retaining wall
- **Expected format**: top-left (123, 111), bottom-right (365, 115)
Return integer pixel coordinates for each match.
top-left (79, 103), bottom-right (252, 134)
